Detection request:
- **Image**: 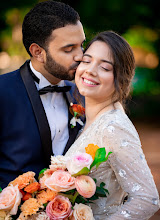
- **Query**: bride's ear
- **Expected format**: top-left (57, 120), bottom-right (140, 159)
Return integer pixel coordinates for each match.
top-left (29, 43), bottom-right (45, 63)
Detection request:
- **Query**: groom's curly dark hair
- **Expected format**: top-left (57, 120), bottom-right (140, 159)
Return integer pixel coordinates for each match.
top-left (22, 0), bottom-right (80, 56)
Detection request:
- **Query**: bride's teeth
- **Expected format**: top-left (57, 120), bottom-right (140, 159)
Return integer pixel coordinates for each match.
top-left (83, 78), bottom-right (97, 85)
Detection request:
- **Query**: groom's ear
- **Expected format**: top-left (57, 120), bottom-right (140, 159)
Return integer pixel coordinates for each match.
top-left (29, 43), bottom-right (45, 63)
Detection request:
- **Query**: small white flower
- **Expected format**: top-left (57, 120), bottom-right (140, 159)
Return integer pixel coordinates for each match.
top-left (70, 117), bottom-right (84, 127)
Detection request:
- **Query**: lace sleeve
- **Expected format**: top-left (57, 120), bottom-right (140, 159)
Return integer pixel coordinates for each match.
top-left (101, 117), bottom-right (160, 220)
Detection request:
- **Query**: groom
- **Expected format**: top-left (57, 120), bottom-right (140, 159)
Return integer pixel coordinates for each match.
top-left (0, 0), bottom-right (85, 188)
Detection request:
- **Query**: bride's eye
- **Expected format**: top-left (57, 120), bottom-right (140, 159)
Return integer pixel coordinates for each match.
top-left (100, 63), bottom-right (112, 71)
top-left (81, 60), bottom-right (90, 63)
top-left (81, 57), bottom-right (91, 64)
top-left (101, 66), bottom-right (109, 71)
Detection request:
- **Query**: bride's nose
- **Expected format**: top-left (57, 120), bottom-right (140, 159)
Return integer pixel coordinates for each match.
top-left (85, 64), bottom-right (97, 76)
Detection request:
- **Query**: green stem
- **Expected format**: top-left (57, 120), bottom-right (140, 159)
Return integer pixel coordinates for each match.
top-left (72, 191), bottom-right (79, 205)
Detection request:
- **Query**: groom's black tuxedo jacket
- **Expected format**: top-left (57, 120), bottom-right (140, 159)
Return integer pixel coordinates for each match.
top-left (0, 60), bottom-right (84, 189)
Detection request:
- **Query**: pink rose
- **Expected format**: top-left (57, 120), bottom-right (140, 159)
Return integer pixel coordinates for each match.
top-left (46, 195), bottom-right (72, 219)
top-left (45, 170), bottom-right (75, 192)
top-left (75, 175), bottom-right (96, 198)
top-left (0, 185), bottom-right (22, 215)
top-left (72, 203), bottom-right (94, 220)
top-left (66, 152), bottom-right (93, 175)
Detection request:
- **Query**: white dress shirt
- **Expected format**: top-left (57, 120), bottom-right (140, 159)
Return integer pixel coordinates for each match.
top-left (30, 61), bottom-right (69, 156)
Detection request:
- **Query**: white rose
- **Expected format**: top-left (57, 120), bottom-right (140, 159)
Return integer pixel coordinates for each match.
top-left (72, 203), bottom-right (94, 220)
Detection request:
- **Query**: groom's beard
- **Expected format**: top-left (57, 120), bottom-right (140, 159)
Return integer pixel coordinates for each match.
top-left (44, 51), bottom-right (79, 81)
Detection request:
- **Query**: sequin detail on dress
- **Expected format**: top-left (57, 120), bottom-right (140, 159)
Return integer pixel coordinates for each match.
top-left (65, 102), bottom-right (160, 219)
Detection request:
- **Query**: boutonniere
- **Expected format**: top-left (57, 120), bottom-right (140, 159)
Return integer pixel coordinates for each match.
top-left (69, 103), bottom-right (85, 128)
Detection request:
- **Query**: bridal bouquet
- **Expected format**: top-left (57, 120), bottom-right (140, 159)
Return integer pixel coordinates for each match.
top-left (0, 144), bottom-right (112, 220)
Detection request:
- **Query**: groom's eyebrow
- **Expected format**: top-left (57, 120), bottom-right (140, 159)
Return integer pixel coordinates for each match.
top-left (62, 44), bottom-right (75, 48)
top-left (62, 40), bottom-right (86, 49)
top-left (83, 54), bottom-right (114, 66)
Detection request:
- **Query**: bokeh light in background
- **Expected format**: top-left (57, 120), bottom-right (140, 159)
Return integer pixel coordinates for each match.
top-left (1, 0), bottom-right (160, 96)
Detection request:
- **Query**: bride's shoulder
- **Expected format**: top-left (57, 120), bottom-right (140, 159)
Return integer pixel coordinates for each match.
top-left (99, 106), bottom-right (139, 139)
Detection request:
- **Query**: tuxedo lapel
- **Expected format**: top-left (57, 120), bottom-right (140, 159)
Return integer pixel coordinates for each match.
top-left (20, 61), bottom-right (52, 165)
top-left (62, 89), bottom-right (84, 155)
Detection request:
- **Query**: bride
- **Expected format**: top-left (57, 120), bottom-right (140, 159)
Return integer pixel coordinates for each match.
top-left (65, 31), bottom-right (159, 219)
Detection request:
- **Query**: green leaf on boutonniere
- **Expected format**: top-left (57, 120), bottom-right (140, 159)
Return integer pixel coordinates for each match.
top-left (74, 112), bottom-right (78, 117)
top-left (38, 168), bottom-right (47, 180)
top-left (0, 186), bottom-right (2, 192)
top-left (90, 148), bottom-right (112, 169)
top-left (72, 167), bottom-right (90, 177)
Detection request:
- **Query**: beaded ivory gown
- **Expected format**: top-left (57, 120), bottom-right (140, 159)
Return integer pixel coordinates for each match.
top-left (65, 102), bottom-right (160, 219)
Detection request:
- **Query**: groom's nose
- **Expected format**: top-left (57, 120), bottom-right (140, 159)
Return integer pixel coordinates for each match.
top-left (74, 47), bottom-right (84, 62)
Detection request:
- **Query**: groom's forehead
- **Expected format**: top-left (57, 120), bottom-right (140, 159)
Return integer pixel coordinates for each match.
top-left (49, 22), bottom-right (85, 46)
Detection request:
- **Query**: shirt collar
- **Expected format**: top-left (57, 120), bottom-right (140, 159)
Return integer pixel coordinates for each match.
top-left (29, 61), bottom-right (64, 89)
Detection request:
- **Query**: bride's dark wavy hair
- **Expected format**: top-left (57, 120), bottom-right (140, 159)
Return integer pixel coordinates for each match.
top-left (84, 31), bottom-right (135, 108)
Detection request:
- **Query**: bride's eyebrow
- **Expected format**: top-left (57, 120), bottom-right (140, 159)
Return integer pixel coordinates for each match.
top-left (101, 59), bottom-right (114, 66)
top-left (83, 54), bottom-right (92, 58)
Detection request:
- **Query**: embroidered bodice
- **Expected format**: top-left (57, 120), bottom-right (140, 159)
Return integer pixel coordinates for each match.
top-left (65, 102), bottom-right (159, 219)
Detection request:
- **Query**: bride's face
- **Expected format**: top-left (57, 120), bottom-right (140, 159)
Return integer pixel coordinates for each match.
top-left (75, 41), bottom-right (115, 102)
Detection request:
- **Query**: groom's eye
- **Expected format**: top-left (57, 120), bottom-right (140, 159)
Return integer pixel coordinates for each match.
top-left (64, 47), bottom-right (73, 53)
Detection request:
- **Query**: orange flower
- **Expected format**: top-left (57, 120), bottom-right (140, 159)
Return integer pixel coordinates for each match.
top-left (85, 144), bottom-right (99, 159)
top-left (36, 189), bottom-right (57, 204)
top-left (22, 193), bottom-right (32, 201)
top-left (21, 198), bottom-right (42, 217)
top-left (9, 172), bottom-right (35, 189)
top-left (24, 182), bottom-right (40, 194)
top-left (70, 103), bottom-right (85, 117)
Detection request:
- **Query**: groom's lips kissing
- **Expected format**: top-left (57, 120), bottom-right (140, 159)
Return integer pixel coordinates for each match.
top-left (82, 77), bottom-right (99, 87)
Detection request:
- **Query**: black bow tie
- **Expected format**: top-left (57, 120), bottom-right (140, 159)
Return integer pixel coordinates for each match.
top-left (29, 66), bottom-right (71, 95)
top-left (39, 85), bottom-right (71, 95)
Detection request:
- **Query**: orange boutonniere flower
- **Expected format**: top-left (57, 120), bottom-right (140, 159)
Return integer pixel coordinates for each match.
top-left (85, 144), bottom-right (100, 160)
top-left (69, 103), bottom-right (85, 128)
top-left (70, 103), bottom-right (85, 117)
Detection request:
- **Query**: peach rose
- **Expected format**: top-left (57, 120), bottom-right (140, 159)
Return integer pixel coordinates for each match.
top-left (75, 175), bottom-right (96, 198)
top-left (72, 203), bottom-right (94, 220)
top-left (46, 195), bottom-right (72, 219)
top-left (0, 185), bottom-right (22, 215)
top-left (66, 152), bottom-right (93, 175)
top-left (45, 170), bottom-right (75, 192)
